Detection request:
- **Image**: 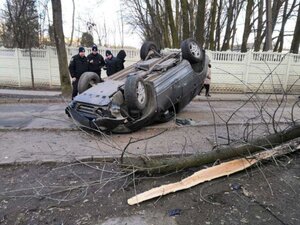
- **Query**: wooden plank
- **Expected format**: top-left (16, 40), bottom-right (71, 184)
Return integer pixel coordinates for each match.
top-left (128, 145), bottom-right (299, 205)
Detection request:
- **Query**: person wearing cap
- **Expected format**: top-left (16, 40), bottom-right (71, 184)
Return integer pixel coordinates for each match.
top-left (87, 44), bottom-right (105, 80)
top-left (104, 50), bottom-right (119, 76)
top-left (68, 46), bottom-right (89, 99)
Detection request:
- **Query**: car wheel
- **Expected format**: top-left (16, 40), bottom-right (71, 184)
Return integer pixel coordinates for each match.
top-left (78, 72), bottom-right (100, 94)
top-left (181, 38), bottom-right (203, 63)
top-left (140, 41), bottom-right (158, 60)
top-left (124, 75), bottom-right (147, 110)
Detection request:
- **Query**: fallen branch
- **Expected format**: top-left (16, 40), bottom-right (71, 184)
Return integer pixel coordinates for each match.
top-left (128, 140), bottom-right (300, 205)
top-left (124, 124), bottom-right (300, 174)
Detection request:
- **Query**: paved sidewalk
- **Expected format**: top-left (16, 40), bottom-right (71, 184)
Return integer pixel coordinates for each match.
top-left (0, 88), bottom-right (65, 103)
top-left (0, 89), bottom-right (61, 97)
top-left (1, 88), bottom-right (299, 103)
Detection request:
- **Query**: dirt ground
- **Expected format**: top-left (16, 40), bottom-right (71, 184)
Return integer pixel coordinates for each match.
top-left (0, 151), bottom-right (299, 225)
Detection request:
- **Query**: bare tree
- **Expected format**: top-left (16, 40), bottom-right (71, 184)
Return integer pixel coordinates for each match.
top-left (69, 0), bottom-right (75, 46)
top-left (195, 0), bottom-right (206, 46)
top-left (208, 0), bottom-right (218, 50)
top-left (290, 1), bottom-right (300, 53)
top-left (241, 0), bottom-right (254, 52)
top-left (165, 0), bottom-right (179, 47)
top-left (273, 0), bottom-right (297, 52)
top-left (1, 0), bottom-right (39, 48)
top-left (215, 0), bottom-right (224, 50)
top-left (254, 0), bottom-right (264, 51)
top-left (121, 0), bottom-right (299, 52)
top-left (264, 0), bottom-right (272, 51)
top-left (181, 0), bottom-right (190, 40)
top-left (118, 5), bottom-right (125, 48)
top-left (51, 0), bottom-right (71, 96)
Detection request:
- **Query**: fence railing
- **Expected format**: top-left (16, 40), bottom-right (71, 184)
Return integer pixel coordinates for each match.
top-left (0, 47), bottom-right (299, 94)
top-left (206, 51), bottom-right (300, 94)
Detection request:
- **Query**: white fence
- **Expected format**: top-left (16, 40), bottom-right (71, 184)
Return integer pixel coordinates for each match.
top-left (207, 51), bottom-right (300, 94)
top-left (0, 47), bottom-right (299, 94)
top-left (0, 47), bottom-right (139, 88)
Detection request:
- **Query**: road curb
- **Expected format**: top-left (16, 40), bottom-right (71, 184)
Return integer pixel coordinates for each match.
top-left (0, 97), bottom-right (67, 104)
top-left (1, 96), bottom-right (297, 104)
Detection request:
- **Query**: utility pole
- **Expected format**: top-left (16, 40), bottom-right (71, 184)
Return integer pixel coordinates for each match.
top-left (265, 0), bottom-right (272, 51)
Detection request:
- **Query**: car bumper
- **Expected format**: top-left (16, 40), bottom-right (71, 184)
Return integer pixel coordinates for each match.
top-left (66, 106), bottom-right (125, 131)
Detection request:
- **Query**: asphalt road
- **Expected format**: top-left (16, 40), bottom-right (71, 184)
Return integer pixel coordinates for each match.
top-left (0, 97), bottom-right (299, 164)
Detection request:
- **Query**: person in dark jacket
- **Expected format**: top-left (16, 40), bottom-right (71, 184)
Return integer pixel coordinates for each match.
top-left (116, 50), bottom-right (126, 72)
top-left (87, 44), bottom-right (105, 80)
top-left (104, 50), bottom-right (119, 76)
top-left (68, 46), bottom-right (88, 99)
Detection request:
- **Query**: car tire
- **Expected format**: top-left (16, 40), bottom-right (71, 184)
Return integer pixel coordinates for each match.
top-left (124, 75), bottom-right (147, 110)
top-left (140, 41), bottom-right (158, 60)
top-left (78, 72), bottom-right (100, 94)
top-left (181, 38), bottom-right (203, 63)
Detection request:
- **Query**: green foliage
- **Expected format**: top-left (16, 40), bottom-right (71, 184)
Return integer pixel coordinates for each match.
top-left (80, 32), bottom-right (94, 47)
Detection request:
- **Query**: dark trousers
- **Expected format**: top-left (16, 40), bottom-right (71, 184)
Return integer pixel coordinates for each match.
top-left (200, 84), bottom-right (210, 96)
top-left (72, 79), bottom-right (79, 99)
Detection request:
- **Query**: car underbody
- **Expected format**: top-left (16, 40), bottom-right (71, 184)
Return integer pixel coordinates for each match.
top-left (66, 39), bottom-right (209, 133)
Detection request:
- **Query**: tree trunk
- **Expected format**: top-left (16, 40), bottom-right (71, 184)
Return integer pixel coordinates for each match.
top-left (241, 0), bottom-right (254, 52)
top-left (188, 0), bottom-right (196, 38)
top-left (290, 3), bottom-right (300, 54)
top-left (230, 0), bottom-right (244, 50)
top-left (221, 0), bottom-right (235, 51)
top-left (274, 0), bottom-right (297, 52)
top-left (263, 0), bottom-right (284, 51)
top-left (181, 0), bottom-right (190, 40)
top-left (69, 0), bottom-right (75, 46)
top-left (128, 141), bottom-right (299, 205)
top-left (273, 0), bottom-right (288, 52)
top-left (160, 1), bottom-right (171, 47)
top-left (176, 0), bottom-right (182, 42)
top-left (254, 0), bottom-right (264, 51)
top-left (215, 0), bottom-right (223, 51)
top-left (124, 124), bottom-right (300, 174)
top-left (145, 0), bottom-right (162, 48)
top-left (29, 46), bottom-right (34, 89)
top-left (209, 0), bottom-right (217, 50)
top-left (264, 0), bottom-right (272, 51)
top-left (165, 0), bottom-right (179, 48)
top-left (195, 0), bottom-right (206, 46)
top-left (51, 0), bottom-right (71, 97)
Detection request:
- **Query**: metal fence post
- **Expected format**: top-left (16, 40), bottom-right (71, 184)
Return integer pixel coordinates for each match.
top-left (284, 53), bottom-right (292, 92)
top-left (47, 48), bottom-right (52, 88)
top-left (243, 51), bottom-right (251, 93)
top-left (15, 48), bottom-right (22, 87)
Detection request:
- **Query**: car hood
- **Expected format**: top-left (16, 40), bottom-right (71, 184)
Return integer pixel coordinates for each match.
top-left (74, 80), bottom-right (124, 106)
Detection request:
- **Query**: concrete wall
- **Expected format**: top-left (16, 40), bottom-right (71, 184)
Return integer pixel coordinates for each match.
top-left (207, 51), bottom-right (300, 94)
top-left (0, 47), bottom-right (299, 94)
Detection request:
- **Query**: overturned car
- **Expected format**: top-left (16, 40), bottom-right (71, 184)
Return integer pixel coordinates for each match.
top-left (66, 38), bottom-right (209, 133)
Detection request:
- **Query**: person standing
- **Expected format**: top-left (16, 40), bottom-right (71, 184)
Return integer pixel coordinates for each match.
top-left (200, 63), bottom-right (212, 97)
top-left (87, 44), bottom-right (105, 80)
top-left (116, 50), bottom-right (127, 72)
top-left (68, 47), bottom-right (88, 99)
top-left (104, 50), bottom-right (119, 76)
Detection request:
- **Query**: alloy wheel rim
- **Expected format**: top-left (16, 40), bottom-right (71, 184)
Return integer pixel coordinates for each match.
top-left (189, 42), bottom-right (201, 58)
top-left (136, 81), bottom-right (146, 104)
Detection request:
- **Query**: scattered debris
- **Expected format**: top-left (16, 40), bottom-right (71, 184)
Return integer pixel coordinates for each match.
top-left (168, 208), bottom-right (182, 217)
top-left (230, 183), bottom-right (242, 191)
top-left (127, 142), bottom-right (300, 205)
top-left (175, 118), bottom-right (197, 126)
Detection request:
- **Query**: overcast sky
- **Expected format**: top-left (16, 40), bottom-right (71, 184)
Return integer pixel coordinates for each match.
top-left (58, 0), bottom-right (142, 48)
top-left (0, 0), bottom-right (297, 50)
top-left (56, 0), bottom-right (296, 49)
